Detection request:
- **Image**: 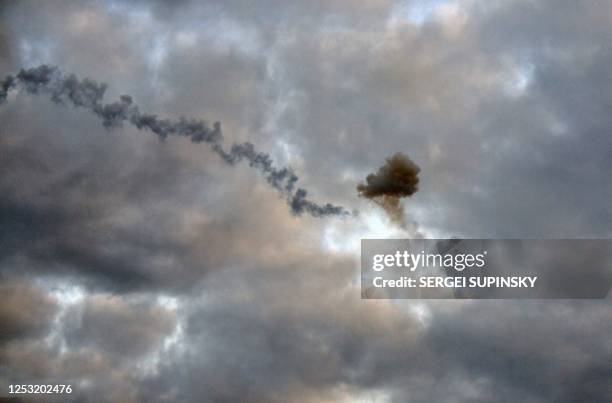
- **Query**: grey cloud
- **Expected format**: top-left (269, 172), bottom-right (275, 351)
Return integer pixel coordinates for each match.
top-left (1, 335), bottom-right (145, 403)
top-left (0, 91), bottom-right (230, 293)
top-left (0, 65), bottom-right (350, 217)
top-left (144, 259), bottom-right (424, 403)
top-left (0, 92), bottom-right (344, 293)
top-left (421, 301), bottom-right (612, 403)
top-left (0, 288), bottom-right (174, 402)
top-left (1, 0), bottom-right (611, 402)
top-left (0, 280), bottom-right (57, 342)
top-left (142, 261), bottom-right (612, 403)
top-left (65, 295), bottom-right (175, 359)
top-left (246, 0), bottom-right (612, 237)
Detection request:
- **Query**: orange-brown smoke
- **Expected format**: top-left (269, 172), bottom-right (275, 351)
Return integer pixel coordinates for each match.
top-left (357, 153), bottom-right (420, 227)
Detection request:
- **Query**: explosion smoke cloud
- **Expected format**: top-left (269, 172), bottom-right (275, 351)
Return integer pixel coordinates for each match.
top-left (0, 65), bottom-right (349, 217)
top-left (357, 153), bottom-right (420, 226)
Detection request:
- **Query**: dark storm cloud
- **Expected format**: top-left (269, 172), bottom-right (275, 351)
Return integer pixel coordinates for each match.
top-left (142, 260), bottom-right (425, 403)
top-left (0, 88), bottom-right (257, 293)
top-left (0, 280), bottom-right (57, 342)
top-left (0, 125), bottom-right (196, 291)
top-left (421, 301), bottom-right (612, 403)
top-left (251, 0), bottom-right (612, 238)
top-left (0, 3), bottom-right (11, 72)
top-left (65, 295), bottom-right (175, 359)
top-left (0, 287), bottom-right (174, 402)
top-left (0, 65), bottom-right (350, 217)
top-left (141, 261), bottom-right (612, 403)
top-left (0, 82), bottom-right (347, 293)
top-left (1, 335), bottom-right (148, 403)
top-left (143, 0), bottom-right (393, 35)
top-left (1, 0), bottom-right (612, 402)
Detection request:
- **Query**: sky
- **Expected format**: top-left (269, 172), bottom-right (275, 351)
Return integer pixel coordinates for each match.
top-left (0, 0), bottom-right (611, 402)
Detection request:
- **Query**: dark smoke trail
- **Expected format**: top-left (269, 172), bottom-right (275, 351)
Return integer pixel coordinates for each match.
top-left (357, 153), bottom-right (420, 227)
top-left (0, 65), bottom-right (350, 217)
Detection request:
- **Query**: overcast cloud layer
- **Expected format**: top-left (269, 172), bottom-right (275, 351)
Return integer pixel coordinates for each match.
top-left (1, 1), bottom-right (611, 402)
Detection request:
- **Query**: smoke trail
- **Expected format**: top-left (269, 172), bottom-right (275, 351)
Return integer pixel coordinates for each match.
top-left (0, 65), bottom-right (350, 217)
top-left (357, 153), bottom-right (420, 227)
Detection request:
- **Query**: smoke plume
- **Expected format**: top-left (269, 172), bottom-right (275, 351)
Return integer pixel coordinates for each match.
top-left (357, 153), bottom-right (420, 226)
top-left (0, 65), bottom-right (350, 217)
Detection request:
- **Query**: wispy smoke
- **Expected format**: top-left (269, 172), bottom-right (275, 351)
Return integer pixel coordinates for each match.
top-left (357, 153), bottom-right (420, 227)
top-left (0, 65), bottom-right (350, 217)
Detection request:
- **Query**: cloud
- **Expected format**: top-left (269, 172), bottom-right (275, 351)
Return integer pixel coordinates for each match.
top-left (0, 280), bottom-right (57, 342)
top-left (143, 258), bottom-right (424, 403)
top-left (65, 294), bottom-right (176, 359)
top-left (0, 65), bottom-right (350, 217)
top-left (420, 301), bottom-right (612, 403)
top-left (1, 0), bottom-right (612, 402)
